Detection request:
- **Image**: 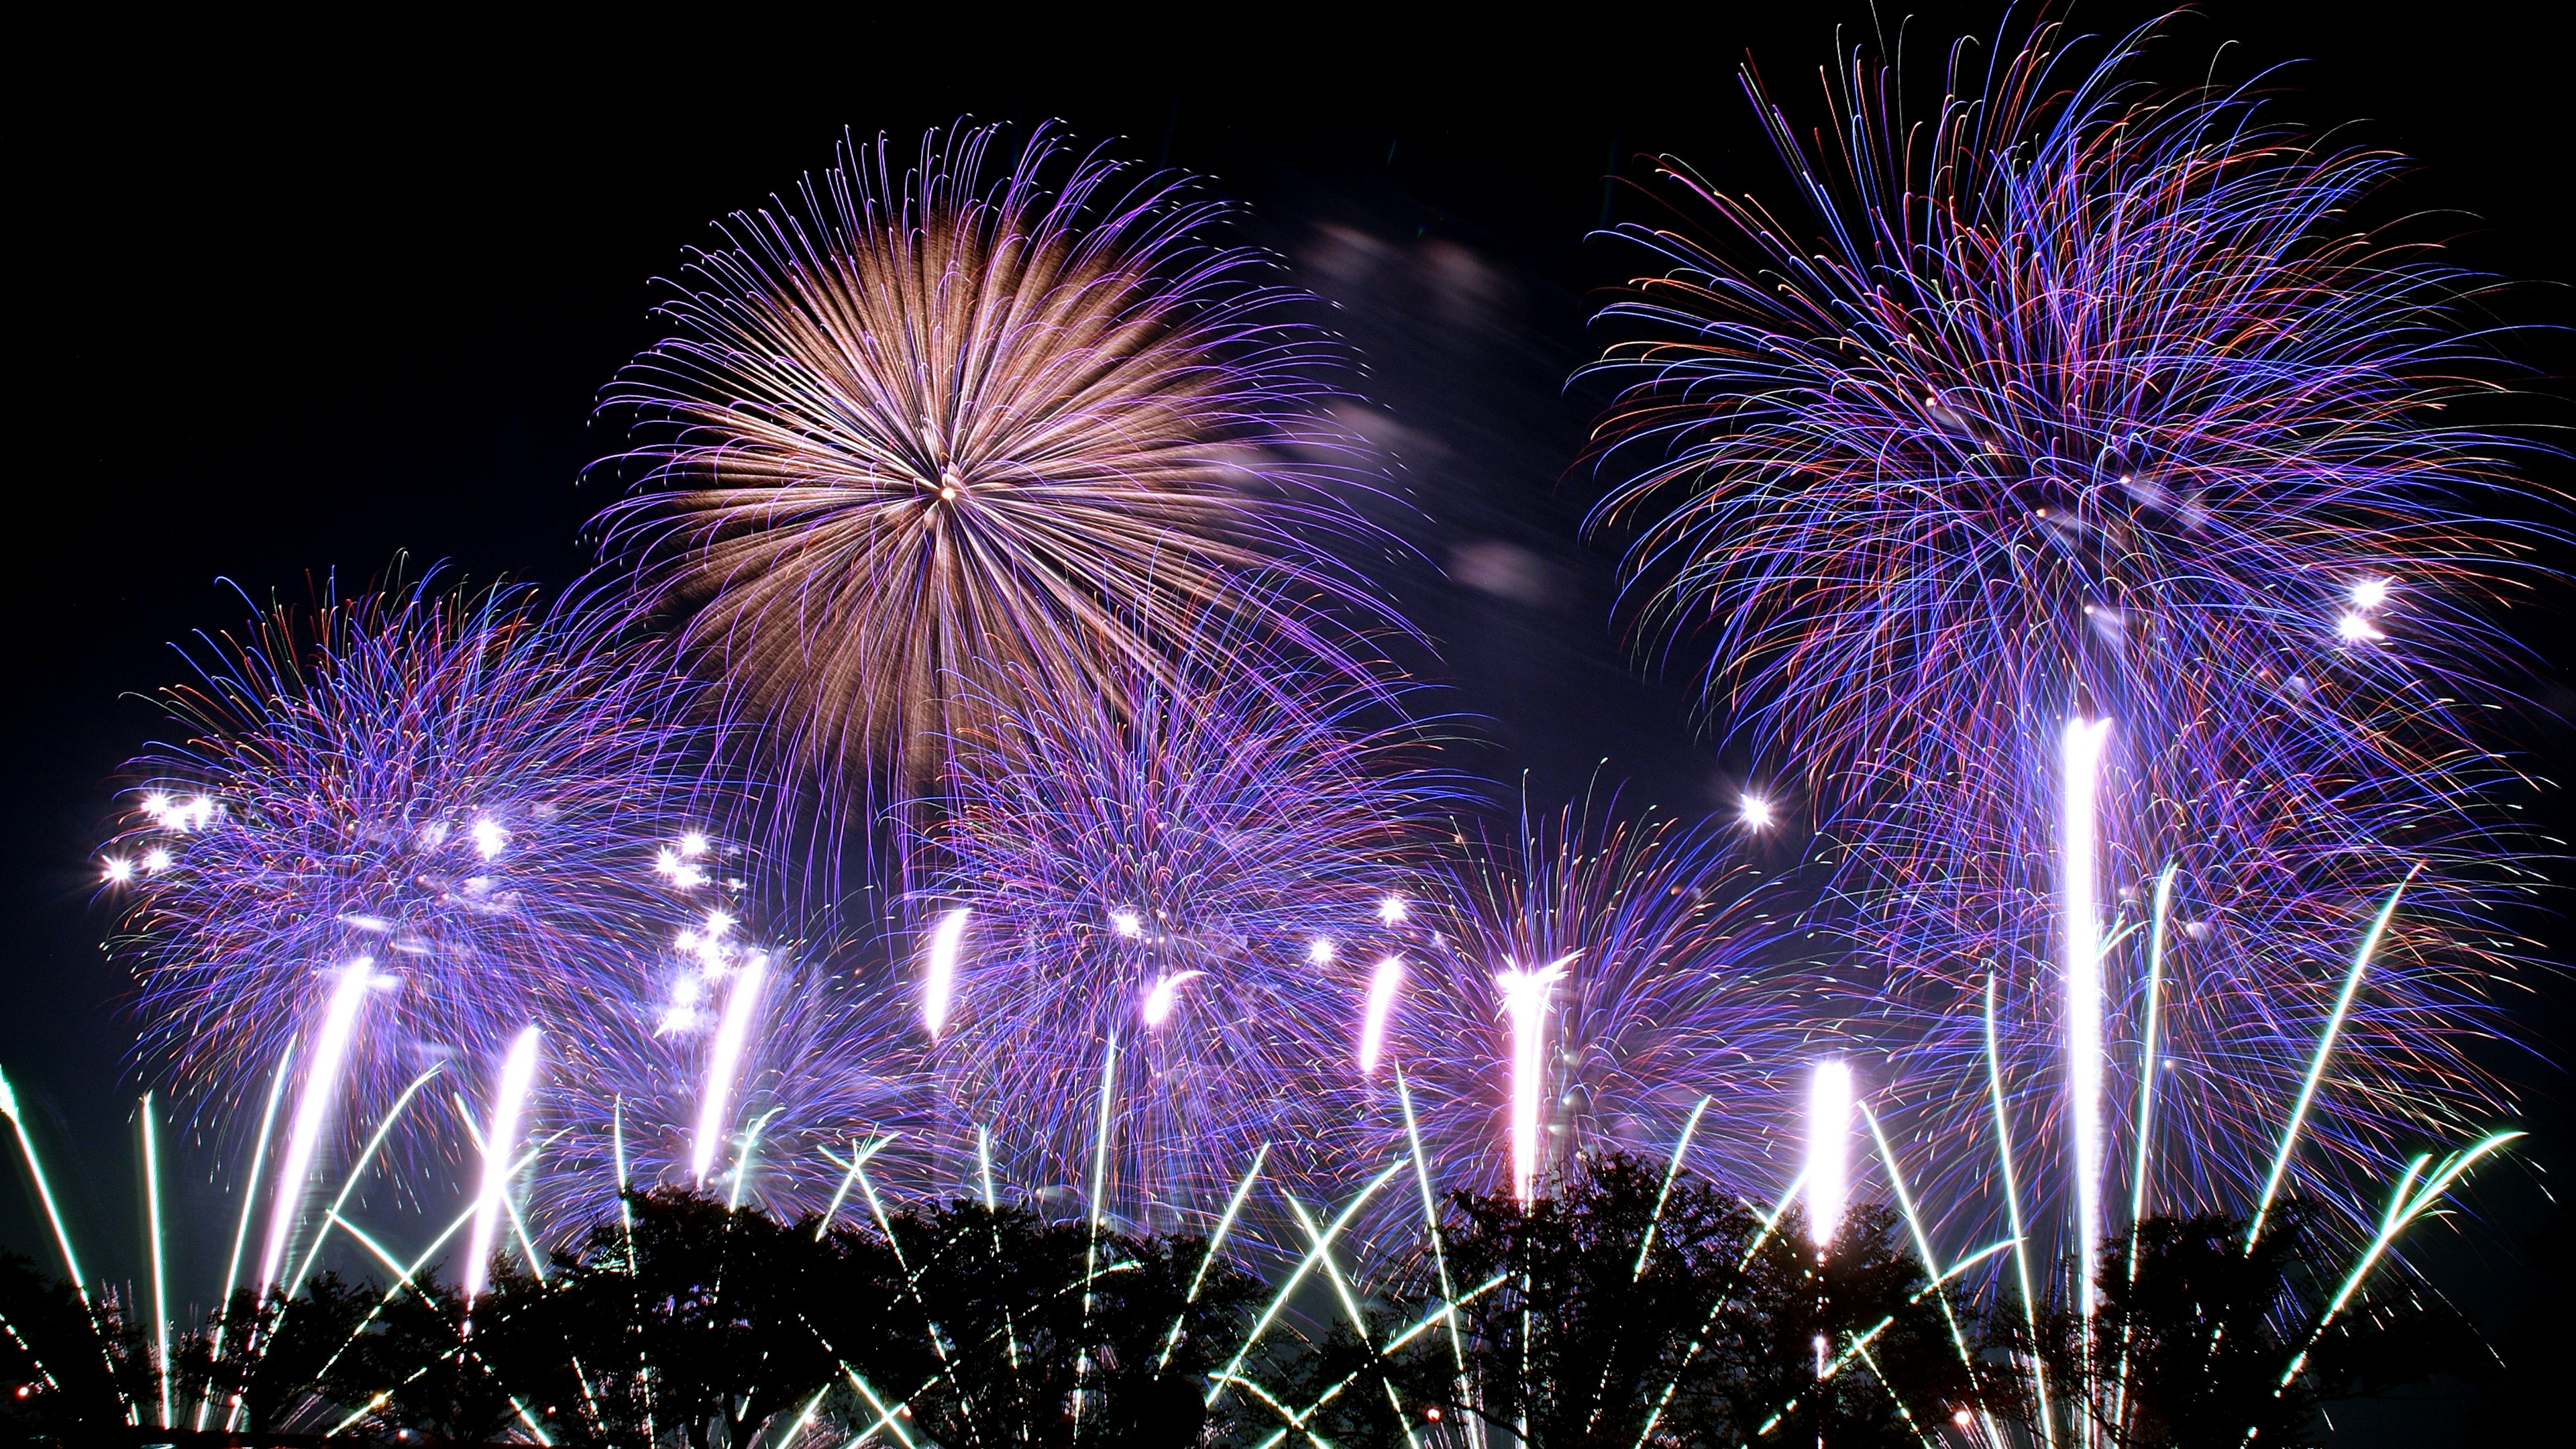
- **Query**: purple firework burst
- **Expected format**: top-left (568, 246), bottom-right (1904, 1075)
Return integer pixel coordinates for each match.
top-left (903, 629), bottom-right (1454, 1233)
top-left (102, 578), bottom-right (739, 1151)
top-left (1585, 15), bottom-right (2548, 1250)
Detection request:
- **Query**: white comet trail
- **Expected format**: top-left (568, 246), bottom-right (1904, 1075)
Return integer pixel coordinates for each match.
top-left (692, 955), bottom-right (769, 1185)
top-left (1807, 1060), bottom-right (1854, 1246)
top-left (1497, 954), bottom-right (1574, 1203)
top-left (258, 959), bottom-right (375, 1291)
top-left (464, 1025), bottom-right (543, 1302)
top-left (1358, 956), bottom-right (1404, 1077)
top-left (2062, 716), bottom-right (2113, 1316)
top-left (922, 908), bottom-right (970, 1040)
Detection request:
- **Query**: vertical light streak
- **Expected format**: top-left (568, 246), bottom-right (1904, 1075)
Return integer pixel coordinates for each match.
top-left (1497, 954), bottom-right (1574, 1203)
top-left (259, 959), bottom-right (375, 1291)
top-left (612, 1097), bottom-right (635, 1271)
top-left (2128, 864), bottom-right (2178, 1250)
top-left (921, 907), bottom-right (969, 1040)
top-left (690, 955), bottom-right (769, 1185)
top-left (2061, 716), bottom-right (2112, 1317)
top-left (464, 1025), bottom-right (543, 1302)
top-left (2247, 865), bottom-right (2420, 1251)
top-left (140, 1093), bottom-right (170, 1428)
top-left (1807, 1061), bottom-right (1854, 1246)
top-left (1358, 956), bottom-right (1404, 1077)
top-left (203, 1039), bottom-right (293, 1430)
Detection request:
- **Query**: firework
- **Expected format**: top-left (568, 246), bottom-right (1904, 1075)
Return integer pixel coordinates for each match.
top-left (100, 578), bottom-right (737, 1173)
top-left (1496, 955), bottom-right (1572, 1204)
top-left (531, 914), bottom-right (922, 1231)
top-left (598, 121), bottom-right (1395, 800)
top-left (1586, 14), bottom-right (2541, 1254)
top-left (907, 631), bottom-right (1448, 1228)
top-left (1356, 956), bottom-right (1404, 1079)
top-left (257, 959), bottom-right (376, 1291)
top-left (463, 1025), bottom-right (542, 1303)
top-left (1807, 1060), bottom-right (1853, 1248)
top-left (1392, 796), bottom-right (1811, 1205)
top-left (2063, 716), bottom-right (2111, 1313)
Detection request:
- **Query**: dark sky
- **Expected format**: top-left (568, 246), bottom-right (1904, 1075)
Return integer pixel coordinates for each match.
top-left (9, 4), bottom-right (2571, 1440)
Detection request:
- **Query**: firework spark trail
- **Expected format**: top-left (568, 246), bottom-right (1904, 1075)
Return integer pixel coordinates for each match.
top-left (102, 576), bottom-right (735, 1172)
top-left (140, 1094), bottom-right (170, 1427)
top-left (540, 926), bottom-right (918, 1231)
top-left (1357, 956), bottom-right (1404, 1078)
top-left (0, 1070), bottom-right (91, 1319)
top-left (259, 959), bottom-right (375, 1292)
top-left (1585, 12), bottom-right (2546, 1253)
top-left (1497, 955), bottom-right (1573, 1204)
top-left (464, 1025), bottom-right (543, 1302)
top-left (597, 121), bottom-right (1401, 804)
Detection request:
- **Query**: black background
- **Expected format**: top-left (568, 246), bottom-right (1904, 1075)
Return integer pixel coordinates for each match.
top-left (8, 4), bottom-right (2569, 1440)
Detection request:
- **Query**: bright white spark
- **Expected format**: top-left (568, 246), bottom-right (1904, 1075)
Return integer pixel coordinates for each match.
top-left (1497, 954), bottom-right (1574, 1203)
top-left (469, 818), bottom-right (507, 860)
top-left (680, 830), bottom-right (710, 857)
top-left (464, 1025), bottom-right (543, 1303)
top-left (1142, 971), bottom-right (1204, 1027)
top-left (922, 908), bottom-right (970, 1040)
top-left (1739, 792), bottom-right (1774, 829)
top-left (690, 955), bottom-right (769, 1184)
top-left (1307, 937), bottom-right (1335, 965)
top-left (257, 959), bottom-right (375, 1291)
top-left (103, 857), bottom-right (133, 884)
top-left (142, 849), bottom-right (172, 873)
top-left (1358, 956), bottom-right (1404, 1077)
top-left (1807, 1059), bottom-right (1854, 1246)
top-left (2350, 576), bottom-right (2391, 610)
top-left (2336, 611), bottom-right (2383, 643)
top-left (2063, 716), bottom-right (2114, 1316)
top-left (1377, 895), bottom-right (1407, 926)
top-left (1110, 908), bottom-right (1144, 938)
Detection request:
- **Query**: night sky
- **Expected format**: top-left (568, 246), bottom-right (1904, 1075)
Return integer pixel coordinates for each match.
top-left (11, 5), bottom-right (2570, 1440)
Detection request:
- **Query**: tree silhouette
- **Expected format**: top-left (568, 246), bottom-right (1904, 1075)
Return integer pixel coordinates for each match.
top-left (1994, 1202), bottom-right (2478, 1448)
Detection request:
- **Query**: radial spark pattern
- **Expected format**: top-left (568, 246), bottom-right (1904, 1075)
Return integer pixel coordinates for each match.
top-left (600, 122), bottom-right (1392, 800)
